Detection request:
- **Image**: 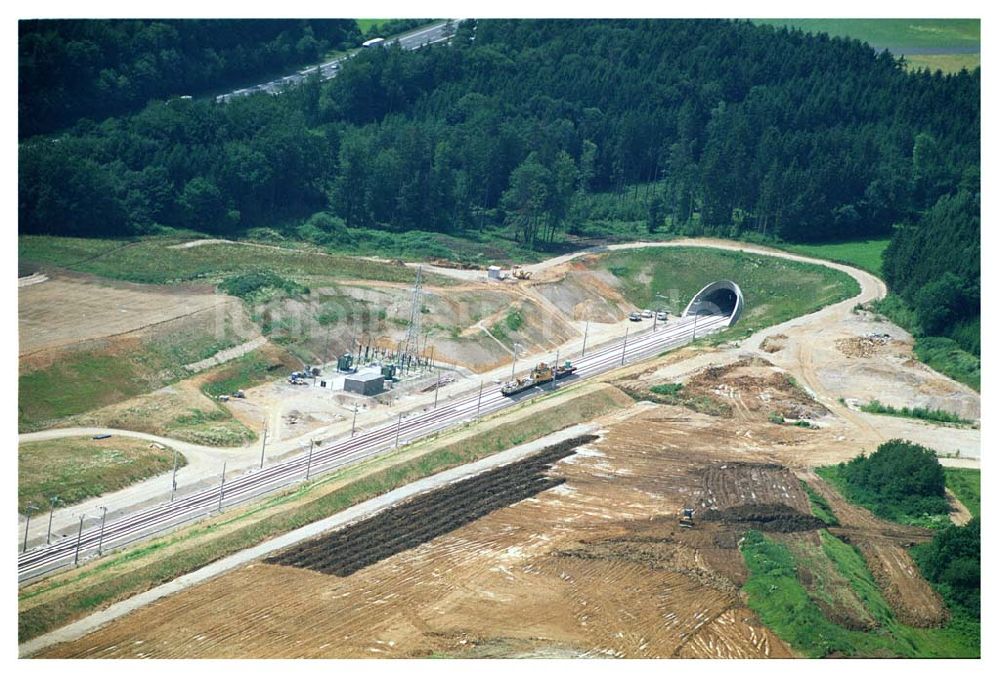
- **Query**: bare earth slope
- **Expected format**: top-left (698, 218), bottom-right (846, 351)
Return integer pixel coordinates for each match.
top-left (18, 271), bottom-right (233, 356)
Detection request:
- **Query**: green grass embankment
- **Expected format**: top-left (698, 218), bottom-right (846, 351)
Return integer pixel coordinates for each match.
top-left (741, 529), bottom-right (979, 657)
top-left (19, 437), bottom-right (185, 515)
top-left (594, 246), bottom-right (860, 338)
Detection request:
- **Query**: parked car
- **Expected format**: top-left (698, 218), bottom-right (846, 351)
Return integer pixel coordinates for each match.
top-left (656, 311), bottom-right (668, 321)
top-left (641, 309), bottom-right (653, 318)
top-left (628, 312), bottom-right (642, 321)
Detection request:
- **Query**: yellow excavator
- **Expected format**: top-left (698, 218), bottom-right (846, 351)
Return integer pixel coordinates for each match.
top-left (511, 265), bottom-right (532, 280)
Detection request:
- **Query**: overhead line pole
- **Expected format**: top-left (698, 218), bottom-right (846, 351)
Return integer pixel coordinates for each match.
top-left (511, 343), bottom-right (522, 380)
top-left (22, 504), bottom-right (37, 553)
top-left (97, 506), bottom-right (108, 556)
top-left (73, 515), bottom-right (84, 566)
top-left (621, 325), bottom-right (630, 365)
top-left (46, 496), bottom-right (59, 544)
top-left (218, 462), bottom-right (227, 512)
top-left (170, 447), bottom-right (179, 502)
top-left (306, 439), bottom-right (316, 480)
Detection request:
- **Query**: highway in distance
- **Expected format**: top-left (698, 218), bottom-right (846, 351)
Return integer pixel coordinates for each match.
top-left (216, 20), bottom-right (457, 103)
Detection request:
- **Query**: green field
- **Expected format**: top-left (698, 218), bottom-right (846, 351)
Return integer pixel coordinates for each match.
top-left (355, 19), bottom-right (389, 33)
top-left (753, 19), bottom-right (979, 51)
top-left (775, 239), bottom-right (889, 277)
top-left (801, 480), bottom-right (839, 526)
top-left (19, 437), bottom-right (185, 514)
top-left (904, 53), bottom-right (981, 74)
top-left (945, 468), bottom-right (980, 518)
top-left (592, 246), bottom-right (860, 337)
top-left (18, 236), bottom-right (456, 287)
top-left (741, 529), bottom-right (979, 657)
top-left (753, 19), bottom-right (980, 74)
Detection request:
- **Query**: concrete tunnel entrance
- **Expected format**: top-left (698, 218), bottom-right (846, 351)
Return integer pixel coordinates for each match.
top-left (682, 280), bottom-right (744, 327)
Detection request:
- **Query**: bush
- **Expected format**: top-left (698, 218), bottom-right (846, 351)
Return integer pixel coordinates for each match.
top-left (297, 212), bottom-right (353, 247)
top-left (218, 271), bottom-right (309, 301)
top-left (650, 382), bottom-right (683, 396)
top-left (834, 439), bottom-right (950, 522)
top-left (504, 308), bottom-right (524, 332)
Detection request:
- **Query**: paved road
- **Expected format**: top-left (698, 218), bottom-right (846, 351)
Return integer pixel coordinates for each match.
top-left (216, 20), bottom-right (458, 103)
top-left (17, 311), bottom-right (728, 583)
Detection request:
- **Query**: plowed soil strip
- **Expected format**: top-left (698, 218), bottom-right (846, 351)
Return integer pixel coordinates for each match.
top-left (267, 435), bottom-right (598, 576)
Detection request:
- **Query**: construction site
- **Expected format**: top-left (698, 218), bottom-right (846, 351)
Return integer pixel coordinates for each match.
top-left (18, 238), bottom-right (980, 659)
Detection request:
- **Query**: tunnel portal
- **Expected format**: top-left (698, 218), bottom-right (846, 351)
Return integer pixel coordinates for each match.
top-left (682, 280), bottom-right (744, 327)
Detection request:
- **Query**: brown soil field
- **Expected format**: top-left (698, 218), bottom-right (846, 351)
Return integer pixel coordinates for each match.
top-left (854, 540), bottom-right (948, 628)
top-left (25, 240), bottom-right (975, 658)
top-left (36, 373), bottom-right (954, 658)
top-left (42, 403), bottom-right (818, 659)
top-left (617, 356), bottom-right (829, 424)
top-left (682, 358), bottom-right (829, 422)
top-left (18, 271), bottom-right (234, 356)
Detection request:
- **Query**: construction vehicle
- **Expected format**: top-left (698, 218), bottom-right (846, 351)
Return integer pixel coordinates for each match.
top-left (501, 360), bottom-right (576, 396)
top-left (511, 265), bottom-right (532, 280)
top-left (679, 507), bottom-right (695, 529)
top-left (555, 359), bottom-right (577, 380)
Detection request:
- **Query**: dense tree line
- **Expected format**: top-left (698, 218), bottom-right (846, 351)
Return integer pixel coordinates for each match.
top-left (912, 517), bottom-right (980, 616)
top-left (20, 19), bottom-right (979, 248)
top-left (19, 19), bottom-right (359, 137)
top-left (882, 191), bottom-right (980, 355)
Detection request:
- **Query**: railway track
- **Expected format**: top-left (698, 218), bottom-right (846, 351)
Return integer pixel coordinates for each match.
top-left (17, 312), bottom-right (728, 583)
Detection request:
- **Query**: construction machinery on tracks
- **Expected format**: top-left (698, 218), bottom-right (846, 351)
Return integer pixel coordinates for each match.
top-left (501, 360), bottom-right (577, 396)
top-left (511, 265), bottom-right (532, 280)
top-left (679, 507), bottom-right (696, 529)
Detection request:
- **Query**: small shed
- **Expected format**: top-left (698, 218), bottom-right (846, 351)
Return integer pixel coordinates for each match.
top-left (487, 265), bottom-right (503, 281)
top-left (344, 371), bottom-right (385, 396)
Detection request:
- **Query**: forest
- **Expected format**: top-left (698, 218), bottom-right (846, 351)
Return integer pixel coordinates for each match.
top-left (19, 19), bottom-right (360, 137)
top-left (19, 19), bottom-right (980, 241)
top-left (19, 19), bottom-right (980, 357)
